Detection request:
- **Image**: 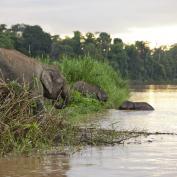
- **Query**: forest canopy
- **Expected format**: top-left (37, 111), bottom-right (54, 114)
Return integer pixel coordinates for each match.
top-left (0, 23), bottom-right (177, 83)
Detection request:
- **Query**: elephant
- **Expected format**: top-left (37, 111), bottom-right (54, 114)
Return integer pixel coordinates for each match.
top-left (73, 81), bottom-right (108, 101)
top-left (0, 48), bottom-right (69, 111)
top-left (118, 101), bottom-right (154, 111)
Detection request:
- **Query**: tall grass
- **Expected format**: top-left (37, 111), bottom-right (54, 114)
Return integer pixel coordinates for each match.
top-left (58, 56), bottom-right (129, 108)
top-left (0, 81), bottom-right (64, 155)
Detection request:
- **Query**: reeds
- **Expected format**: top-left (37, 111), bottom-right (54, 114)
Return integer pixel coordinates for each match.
top-left (0, 80), bottom-right (63, 155)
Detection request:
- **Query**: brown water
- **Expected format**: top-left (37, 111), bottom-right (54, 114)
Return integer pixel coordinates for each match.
top-left (1, 85), bottom-right (177, 177)
top-left (98, 84), bottom-right (177, 133)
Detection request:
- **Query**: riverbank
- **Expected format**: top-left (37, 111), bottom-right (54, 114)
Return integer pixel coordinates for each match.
top-left (0, 57), bottom-right (130, 156)
top-left (1, 85), bottom-right (177, 176)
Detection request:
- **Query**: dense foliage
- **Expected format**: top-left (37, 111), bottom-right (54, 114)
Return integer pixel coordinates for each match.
top-left (41, 56), bottom-right (129, 123)
top-left (59, 56), bottom-right (128, 108)
top-left (0, 58), bottom-right (129, 155)
top-left (1, 23), bottom-right (177, 82)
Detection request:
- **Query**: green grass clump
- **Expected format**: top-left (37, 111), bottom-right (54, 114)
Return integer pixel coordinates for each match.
top-left (42, 56), bottom-right (129, 122)
top-left (58, 56), bottom-right (129, 108)
top-left (58, 91), bottom-right (103, 123)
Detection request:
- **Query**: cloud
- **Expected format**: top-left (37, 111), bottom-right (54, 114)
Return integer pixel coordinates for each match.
top-left (1, 0), bottom-right (177, 45)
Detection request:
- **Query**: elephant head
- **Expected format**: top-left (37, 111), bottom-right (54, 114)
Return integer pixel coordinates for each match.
top-left (40, 66), bottom-right (69, 109)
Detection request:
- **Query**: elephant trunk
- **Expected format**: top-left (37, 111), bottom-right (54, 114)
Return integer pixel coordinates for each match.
top-left (53, 85), bottom-right (70, 109)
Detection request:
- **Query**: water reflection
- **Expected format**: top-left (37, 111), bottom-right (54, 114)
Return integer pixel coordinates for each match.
top-left (67, 84), bottom-right (177, 177)
top-left (98, 85), bottom-right (177, 133)
top-left (131, 84), bottom-right (177, 92)
top-left (0, 155), bottom-right (69, 177)
top-left (68, 135), bottom-right (177, 177)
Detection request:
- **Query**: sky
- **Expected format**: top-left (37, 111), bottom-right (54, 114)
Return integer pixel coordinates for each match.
top-left (1, 0), bottom-right (177, 47)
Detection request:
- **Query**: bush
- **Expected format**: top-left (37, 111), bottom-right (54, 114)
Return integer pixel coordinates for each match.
top-left (59, 56), bottom-right (129, 108)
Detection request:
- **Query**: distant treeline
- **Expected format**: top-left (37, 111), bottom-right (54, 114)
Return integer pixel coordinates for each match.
top-left (0, 23), bottom-right (177, 83)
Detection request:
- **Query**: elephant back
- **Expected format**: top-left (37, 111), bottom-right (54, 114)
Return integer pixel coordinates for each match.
top-left (0, 48), bottom-right (43, 84)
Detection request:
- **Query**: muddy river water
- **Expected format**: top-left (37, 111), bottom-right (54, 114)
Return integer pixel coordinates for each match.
top-left (1, 85), bottom-right (177, 177)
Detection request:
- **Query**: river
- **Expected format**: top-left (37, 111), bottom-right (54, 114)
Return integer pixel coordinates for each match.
top-left (1, 85), bottom-right (177, 177)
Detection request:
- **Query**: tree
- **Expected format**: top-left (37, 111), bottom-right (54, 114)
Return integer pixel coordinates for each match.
top-left (0, 24), bottom-right (14, 48)
top-left (108, 38), bottom-right (128, 77)
top-left (85, 32), bottom-right (96, 44)
top-left (0, 24), bottom-right (7, 33)
top-left (82, 32), bottom-right (102, 59)
top-left (72, 31), bottom-right (83, 55)
top-left (0, 32), bottom-right (14, 48)
top-left (11, 24), bottom-right (26, 34)
top-left (19, 25), bottom-right (52, 57)
top-left (125, 45), bottom-right (143, 80)
top-left (97, 32), bottom-right (112, 59)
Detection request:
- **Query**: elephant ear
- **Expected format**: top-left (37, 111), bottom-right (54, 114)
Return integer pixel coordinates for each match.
top-left (41, 70), bottom-right (53, 95)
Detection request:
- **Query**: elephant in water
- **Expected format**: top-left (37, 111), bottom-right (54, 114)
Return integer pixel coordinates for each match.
top-left (118, 101), bottom-right (154, 111)
top-left (0, 48), bottom-right (69, 111)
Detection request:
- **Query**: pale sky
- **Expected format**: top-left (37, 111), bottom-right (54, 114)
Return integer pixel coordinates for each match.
top-left (1, 0), bottom-right (177, 47)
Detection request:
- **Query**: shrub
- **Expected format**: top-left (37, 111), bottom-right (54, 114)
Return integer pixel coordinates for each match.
top-left (59, 56), bottom-right (129, 108)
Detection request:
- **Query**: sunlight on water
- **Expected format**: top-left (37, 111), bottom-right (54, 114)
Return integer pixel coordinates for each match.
top-left (0, 156), bottom-right (69, 177)
top-left (98, 85), bottom-right (177, 133)
top-left (68, 135), bottom-right (177, 177)
top-left (66, 85), bottom-right (177, 177)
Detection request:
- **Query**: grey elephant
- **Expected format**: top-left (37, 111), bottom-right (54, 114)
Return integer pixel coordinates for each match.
top-left (0, 48), bottom-right (69, 110)
top-left (73, 81), bottom-right (108, 101)
top-left (118, 101), bottom-right (154, 111)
